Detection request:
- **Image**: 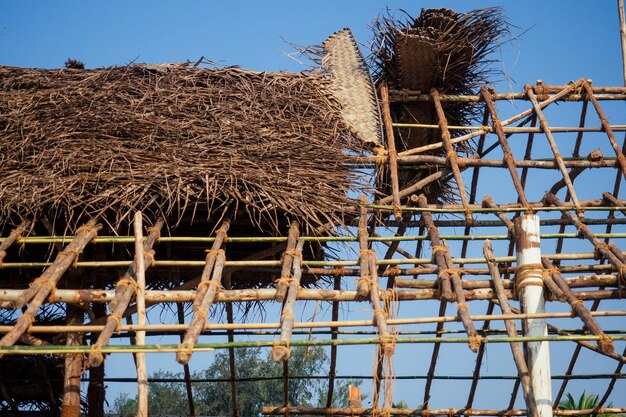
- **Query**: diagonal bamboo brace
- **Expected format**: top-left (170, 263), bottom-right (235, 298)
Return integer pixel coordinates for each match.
top-left (541, 257), bottom-right (614, 354)
top-left (192, 220), bottom-right (230, 312)
top-left (272, 239), bottom-right (305, 362)
top-left (0, 220), bottom-right (100, 357)
top-left (177, 250), bottom-right (226, 365)
top-left (417, 195), bottom-right (453, 301)
top-left (0, 222), bottom-right (27, 268)
top-left (484, 240), bottom-right (537, 417)
top-left (88, 220), bottom-right (163, 367)
top-left (275, 222), bottom-right (300, 302)
top-left (356, 196), bottom-right (372, 300)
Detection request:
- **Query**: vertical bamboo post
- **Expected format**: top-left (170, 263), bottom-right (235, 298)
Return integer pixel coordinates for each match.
top-left (61, 302), bottom-right (83, 417)
top-left (619, 0), bottom-right (626, 85)
top-left (514, 214), bottom-right (552, 417)
top-left (134, 212), bottom-right (148, 417)
top-left (379, 83), bottom-right (402, 219)
top-left (356, 196), bottom-right (371, 300)
top-left (484, 240), bottom-right (537, 417)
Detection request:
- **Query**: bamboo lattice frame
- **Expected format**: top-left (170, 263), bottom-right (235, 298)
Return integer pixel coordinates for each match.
top-left (0, 82), bottom-right (625, 416)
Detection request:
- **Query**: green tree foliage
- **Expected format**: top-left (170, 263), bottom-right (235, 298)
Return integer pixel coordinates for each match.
top-left (111, 346), bottom-right (363, 416)
top-left (558, 392), bottom-right (623, 417)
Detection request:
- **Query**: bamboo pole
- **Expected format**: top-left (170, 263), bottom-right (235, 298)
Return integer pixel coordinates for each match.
top-left (177, 250), bottom-right (226, 365)
top-left (60, 302), bottom-right (83, 417)
top-left (582, 80), bottom-right (626, 178)
top-left (391, 124), bottom-right (626, 133)
top-left (5, 334), bottom-right (626, 355)
top-left (0, 220), bottom-right (100, 357)
top-left (0, 310), bottom-right (623, 337)
top-left (603, 191), bottom-right (626, 216)
top-left (514, 214), bottom-right (553, 417)
top-left (379, 83), bottom-right (402, 218)
top-left (176, 303), bottom-right (196, 417)
top-left (541, 257), bottom-right (614, 354)
top-left (260, 407), bottom-right (626, 417)
top-left (549, 150), bottom-right (602, 196)
top-left (0, 223), bottom-right (26, 266)
top-left (276, 223), bottom-right (300, 302)
top-left (378, 169), bottom-right (452, 205)
top-left (431, 89), bottom-right (473, 224)
top-left (398, 81), bottom-right (589, 157)
top-left (133, 213), bottom-right (148, 417)
top-left (356, 196), bottom-right (371, 299)
top-left (272, 239), bottom-right (305, 362)
top-left (326, 272), bottom-right (341, 409)
top-left (418, 195), bottom-right (452, 300)
top-left (526, 86), bottom-right (582, 212)
top-left (191, 219), bottom-right (230, 311)
top-left (619, 0), bottom-right (626, 84)
top-left (485, 240), bottom-right (536, 417)
top-left (88, 220), bottom-right (163, 367)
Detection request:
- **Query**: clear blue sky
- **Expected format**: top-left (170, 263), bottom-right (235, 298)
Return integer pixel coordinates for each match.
top-left (1, 0), bottom-right (624, 413)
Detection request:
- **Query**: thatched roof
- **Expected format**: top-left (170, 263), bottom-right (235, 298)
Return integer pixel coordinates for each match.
top-left (370, 7), bottom-right (508, 200)
top-left (0, 64), bottom-right (371, 233)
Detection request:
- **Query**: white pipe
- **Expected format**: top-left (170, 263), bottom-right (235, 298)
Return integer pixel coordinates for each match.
top-left (515, 215), bottom-right (552, 417)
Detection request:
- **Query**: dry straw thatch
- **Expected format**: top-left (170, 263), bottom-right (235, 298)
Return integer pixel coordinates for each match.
top-left (370, 7), bottom-right (508, 201)
top-left (0, 64), bottom-right (370, 233)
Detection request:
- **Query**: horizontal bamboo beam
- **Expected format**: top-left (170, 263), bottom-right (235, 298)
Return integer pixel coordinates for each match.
top-left (3, 310), bottom-right (623, 334)
top-left (261, 407), bottom-right (626, 416)
top-left (4, 231), bottom-right (625, 245)
top-left (0, 286), bottom-right (620, 305)
top-left (392, 155), bottom-right (617, 169)
top-left (2, 249), bottom-right (624, 269)
top-left (1, 334), bottom-right (626, 355)
top-left (391, 124), bottom-right (626, 133)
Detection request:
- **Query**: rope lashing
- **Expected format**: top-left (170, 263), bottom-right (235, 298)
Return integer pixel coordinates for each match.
top-left (108, 313), bottom-right (123, 332)
top-left (58, 249), bottom-right (82, 268)
top-left (76, 224), bottom-right (98, 243)
top-left (115, 277), bottom-right (139, 295)
top-left (514, 263), bottom-right (545, 297)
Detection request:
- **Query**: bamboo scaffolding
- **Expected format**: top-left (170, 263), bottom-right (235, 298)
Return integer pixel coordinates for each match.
top-left (379, 83), bottom-right (402, 218)
top-left (0, 223), bottom-right (26, 266)
top-left (582, 80), bottom-right (626, 178)
top-left (541, 257), bottom-right (614, 354)
top-left (2, 310), bottom-right (623, 335)
top-left (133, 213), bottom-right (148, 417)
top-left (2, 334), bottom-right (626, 355)
top-left (88, 220), bottom-right (162, 367)
top-left (177, 250), bottom-right (225, 365)
top-left (393, 155), bottom-right (617, 170)
top-left (526, 87), bottom-right (581, 212)
top-left (276, 222), bottom-right (300, 302)
top-left (390, 124), bottom-right (626, 133)
top-left (397, 81), bottom-right (587, 157)
top-left (356, 197), bottom-right (371, 299)
top-left (485, 240), bottom-right (536, 417)
top-left (272, 239), bottom-right (304, 362)
top-left (0, 220), bottom-right (100, 357)
top-left (260, 407), bottom-right (626, 416)
top-left (431, 89), bottom-right (473, 223)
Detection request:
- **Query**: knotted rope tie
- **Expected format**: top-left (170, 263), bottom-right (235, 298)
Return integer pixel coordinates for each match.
top-left (147, 226), bottom-right (162, 243)
top-left (432, 245), bottom-right (449, 257)
top-left (360, 249), bottom-right (377, 258)
top-left (0, 250), bottom-right (6, 268)
top-left (116, 277), bottom-right (139, 295)
top-left (618, 264), bottom-right (626, 299)
top-left (197, 280), bottom-right (222, 301)
top-left (195, 308), bottom-right (209, 329)
top-left (89, 343), bottom-right (103, 363)
top-left (437, 268), bottom-right (456, 280)
top-left (569, 299), bottom-right (584, 317)
top-left (445, 149), bottom-right (458, 167)
top-left (380, 335), bottom-right (397, 356)
top-left (594, 241), bottom-right (612, 261)
top-left (357, 275), bottom-right (377, 289)
top-left (205, 248), bottom-right (225, 257)
top-left (272, 338), bottom-right (291, 358)
top-left (456, 302), bottom-right (469, 313)
top-left (374, 146), bottom-right (387, 165)
top-left (514, 263), bottom-right (545, 297)
top-left (400, 88), bottom-right (410, 102)
top-left (176, 342), bottom-right (194, 358)
top-left (599, 333), bottom-right (614, 352)
top-left (108, 313), bottom-right (123, 332)
top-left (280, 309), bottom-right (295, 322)
top-left (58, 249), bottom-right (82, 268)
top-left (22, 313), bottom-right (35, 328)
top-left (275, 275), bottom-right (298, 288)
top-left (282, 249), bottom-right (303, 267)
top-left (30, 277), bottom-right (58, 303)
top-left (76, 224), bottom-right (98, 243)
top-left (469, 335), bottom-right (482, 351)
top-left (144, 251), bottom-right (156, 267)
